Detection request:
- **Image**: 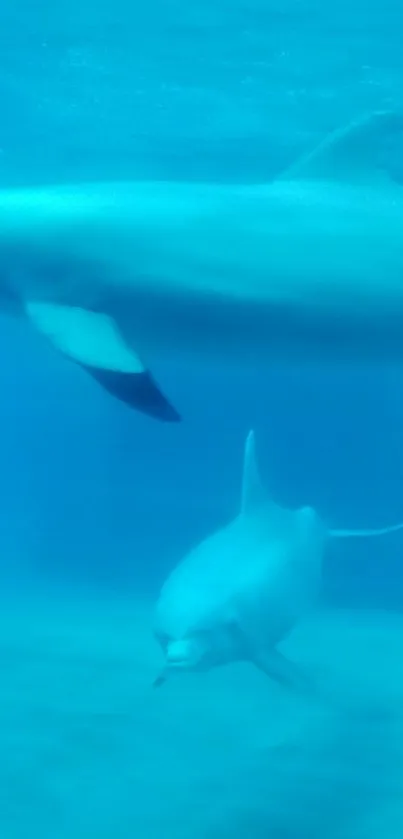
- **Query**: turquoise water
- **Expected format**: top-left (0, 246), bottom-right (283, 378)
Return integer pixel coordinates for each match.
top-left (1, 0), bottom-right (403, 836)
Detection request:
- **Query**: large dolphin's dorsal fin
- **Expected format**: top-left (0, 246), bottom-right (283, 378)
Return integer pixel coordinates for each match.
top-left (241, 429), bottom-right (272, 515)
top-left (278, 110), bottom-right (403, 185)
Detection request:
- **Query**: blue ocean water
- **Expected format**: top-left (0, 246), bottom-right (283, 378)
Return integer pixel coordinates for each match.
top-left (1, 0), bottom-right (403, 837)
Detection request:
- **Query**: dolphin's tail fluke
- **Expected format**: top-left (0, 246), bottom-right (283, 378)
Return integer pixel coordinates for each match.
top-left (330, 521), bottom-right (403, 539)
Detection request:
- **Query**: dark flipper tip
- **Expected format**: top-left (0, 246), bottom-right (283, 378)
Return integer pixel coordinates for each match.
top-left (153, 674), bottom-right (167, 689)
top-left (81, 365), bottom-right (181, 422)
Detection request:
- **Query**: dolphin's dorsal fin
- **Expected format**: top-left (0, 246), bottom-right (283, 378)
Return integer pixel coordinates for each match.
top-left (241, 430), bottom-right (271, 515)
top-left (278, 110), bottom-right (403, 185)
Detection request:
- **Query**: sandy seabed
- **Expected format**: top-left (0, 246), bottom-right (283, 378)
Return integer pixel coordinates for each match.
top-left (1, 592), bottom-right (403, 839)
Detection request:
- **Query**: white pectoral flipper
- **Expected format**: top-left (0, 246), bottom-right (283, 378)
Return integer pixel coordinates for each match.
top-left (25, 302), bottom-right (180, 421)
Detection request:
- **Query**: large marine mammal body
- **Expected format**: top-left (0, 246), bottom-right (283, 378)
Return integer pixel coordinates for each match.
top-left (1, 111), bottom-right (403, 419)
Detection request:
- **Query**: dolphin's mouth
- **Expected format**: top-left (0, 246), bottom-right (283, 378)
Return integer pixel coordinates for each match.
top-left (166, 639), bottom-right (196, 667)
top-left (166, 656), bottom-right (189, 668)
top-left (153, 647), bottom-right (194, 687)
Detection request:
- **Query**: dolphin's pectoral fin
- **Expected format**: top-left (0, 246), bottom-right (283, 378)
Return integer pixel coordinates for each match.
top-left (25, 301), bottom-right (180, 421)
top-left (82, 366), bottom-right (180, 421)
top-left (253, 648), bottom-right (318, 695)
top-left (228, 621), bottom-right (317, 695)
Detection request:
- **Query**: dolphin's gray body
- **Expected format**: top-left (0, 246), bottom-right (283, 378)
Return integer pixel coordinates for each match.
top-left (1, 110), bottom-right (403, 419)
top-left (153, 430), bottom-right (403, 690)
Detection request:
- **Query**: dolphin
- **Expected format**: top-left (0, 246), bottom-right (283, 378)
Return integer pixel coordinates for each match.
top-left (152, 429), bottom-right (403, 691)
top-left (1, 110), bottom-right (403, 420)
